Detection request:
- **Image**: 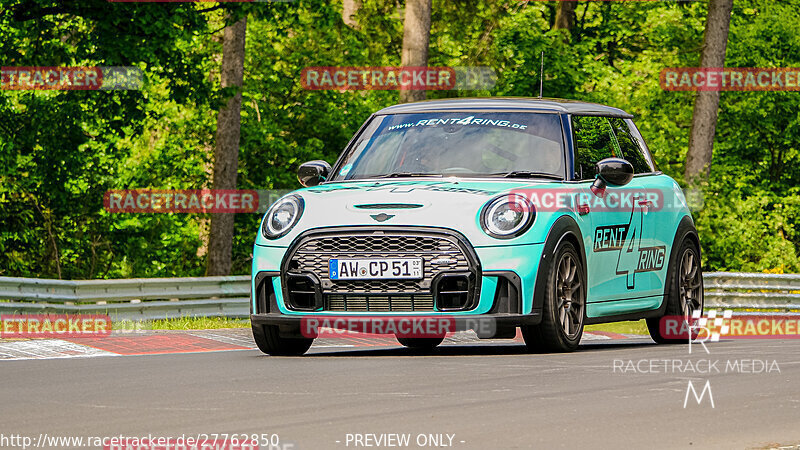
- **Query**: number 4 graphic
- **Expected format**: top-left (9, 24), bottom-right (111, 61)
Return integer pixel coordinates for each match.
top-left (616, 199), bottom-right (644, 289)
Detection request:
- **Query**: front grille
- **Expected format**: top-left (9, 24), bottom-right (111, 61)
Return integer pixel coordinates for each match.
top-left (326, 294), bottom-right (434, 312)
top-left (282, 228), bottom-right (479, 312)
top-left (288, 233), bottom-right (470, 295)
top-left (301, 235), bottom-right (446, 253)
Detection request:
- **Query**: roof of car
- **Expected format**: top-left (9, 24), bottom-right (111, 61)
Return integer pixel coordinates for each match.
top-left (376, 97), bottom-right (634, 118)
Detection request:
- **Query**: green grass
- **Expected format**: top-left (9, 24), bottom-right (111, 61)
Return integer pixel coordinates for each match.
top-left (150, 317), bottom-right (250, 330)
top-left (585, 319), bottom-right (649, 335)
top-left (113, 317), bottom-right (250, 331)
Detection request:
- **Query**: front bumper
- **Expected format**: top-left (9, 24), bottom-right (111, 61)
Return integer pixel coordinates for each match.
top-left (251, 227), bottom-right (546, 331)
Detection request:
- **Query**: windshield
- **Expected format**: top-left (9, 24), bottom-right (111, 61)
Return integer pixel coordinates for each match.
top-left (332, 112), bottom-right (565, 180)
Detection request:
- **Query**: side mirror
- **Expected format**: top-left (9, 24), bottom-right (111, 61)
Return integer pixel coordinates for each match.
top-left (297, 160), bottom-right (332, 187)
top-left (591, 158), bottom-right (634, 197)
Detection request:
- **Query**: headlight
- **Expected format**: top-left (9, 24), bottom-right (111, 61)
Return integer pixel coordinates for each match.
top-left (480, 194), bottom-right (535, 239)
top-left (262, 195), bottom-right (304, 239)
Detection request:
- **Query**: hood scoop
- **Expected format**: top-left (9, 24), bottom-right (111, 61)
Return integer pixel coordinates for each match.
top-left (354, 203), bottom-right (423, 210)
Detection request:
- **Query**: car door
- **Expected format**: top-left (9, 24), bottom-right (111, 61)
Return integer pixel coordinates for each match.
top-left (607, 117), bottom-right (665, 297)
top-left (571, 115), bottom-right (662, 305)
top-left (616, 118), bottom-right (672, 298)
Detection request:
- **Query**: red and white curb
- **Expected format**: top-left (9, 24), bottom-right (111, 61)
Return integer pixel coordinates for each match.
top-left (0, 339), bottom-right (117, 360)
top-left (0, 329), bottom-right (635, 361)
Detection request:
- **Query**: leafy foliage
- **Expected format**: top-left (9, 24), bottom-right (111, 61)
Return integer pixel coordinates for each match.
top-left (1, 0), bottom-right (798, 278)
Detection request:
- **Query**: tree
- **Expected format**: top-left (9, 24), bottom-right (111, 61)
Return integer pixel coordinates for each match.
top-left (399, 0), bottom-right (432, 103)
top-left (342, 0), bottom-right (361, 29)
top-left (684, 0), bottom-right (734, 183)
top-left (207, 15), bottom-right (247, 276)
top-left (553, 1), bottom-right (577, 31)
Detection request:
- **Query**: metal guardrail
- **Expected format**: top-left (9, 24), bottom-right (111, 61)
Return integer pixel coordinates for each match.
top-left (702, 272), bottom-right (800, 310)
top-left (0, 276), bottom-right (251, 320)
top-left (0, 272), bottom-right (798, 321)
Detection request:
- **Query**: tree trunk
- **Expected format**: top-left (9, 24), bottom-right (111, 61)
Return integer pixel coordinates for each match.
top-left (207, 16), bottom-right (247, 276)
top-left (399, 0), bottom-right (432, 104)
top-left (684, 0), bottom-right (733, 184)
top-left (342, 0), bottom-right (362, 29)
top-left (553, 1), bottom-right (577, 31)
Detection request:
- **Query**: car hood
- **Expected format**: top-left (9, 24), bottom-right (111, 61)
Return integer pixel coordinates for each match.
top-left (255, 178), bottom-right (566, 248)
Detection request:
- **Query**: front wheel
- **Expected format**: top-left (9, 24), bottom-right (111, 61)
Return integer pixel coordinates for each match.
top-left (252, 323), bottom-right (314, 356)
top-left (522, 240), bottom-right (585, 353)
top-left (647, 236), bottom-right (704, 344)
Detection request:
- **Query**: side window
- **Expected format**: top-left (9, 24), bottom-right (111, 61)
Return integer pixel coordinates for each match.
top-left (572, 116), bottom-right (619, 180)
top-left (609, 118), bottom-right (653, 174)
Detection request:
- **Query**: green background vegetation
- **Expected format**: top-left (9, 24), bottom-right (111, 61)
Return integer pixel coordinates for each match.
top-left (1, 0), bottom-right (798, 279)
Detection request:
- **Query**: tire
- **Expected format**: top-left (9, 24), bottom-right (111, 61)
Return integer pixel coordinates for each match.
top-left (522, 240), bottom-right (586, 353)
top-left (251, 323), bottom-right (314, 356)
top-left (647, 236), bottom-right (704, 344)
top-left (396, 336), bottom-right (444, 351)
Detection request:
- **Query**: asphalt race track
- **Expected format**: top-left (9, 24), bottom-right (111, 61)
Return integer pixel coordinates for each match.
top-left (1, 331), bottom-right (798, 450)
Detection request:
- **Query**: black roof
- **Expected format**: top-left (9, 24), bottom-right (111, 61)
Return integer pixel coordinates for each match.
top-left (376, 97), bottom-right (633, 118)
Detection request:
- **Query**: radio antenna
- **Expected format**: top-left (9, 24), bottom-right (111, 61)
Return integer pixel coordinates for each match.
top-left (538, 51), bottom-right (544, 98)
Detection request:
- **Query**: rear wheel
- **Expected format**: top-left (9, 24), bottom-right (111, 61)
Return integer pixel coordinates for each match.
top-left (396, 336), bottom-right (444, 351)
top-left (522, 240), bottom-right (585, 352)
top-left (647, 236), bottom-right (703, 343)
top-left (252, 323), bottom-right (314, 356)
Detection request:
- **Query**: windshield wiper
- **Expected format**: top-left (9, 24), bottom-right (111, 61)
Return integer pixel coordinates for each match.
top-left (489, 171), bottom-right (563, 180)
top-left (376, 172), bottom-right (443, 178)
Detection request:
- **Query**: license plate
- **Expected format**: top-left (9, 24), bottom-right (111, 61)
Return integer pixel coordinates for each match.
top-left (329, 258), bottom-right (423, 280)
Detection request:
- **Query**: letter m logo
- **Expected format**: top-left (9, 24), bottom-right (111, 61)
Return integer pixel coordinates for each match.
top-left (684, 380), bottom-right (715, 408)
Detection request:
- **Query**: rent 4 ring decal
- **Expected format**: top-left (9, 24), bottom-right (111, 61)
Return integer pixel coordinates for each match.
top-left (593, 204), bottom-right (666, 289)
top-left (593, 225), bottom-right (629, 252)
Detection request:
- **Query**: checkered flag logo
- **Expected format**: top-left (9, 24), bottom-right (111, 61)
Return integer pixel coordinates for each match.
top-left (692, 309), bottom-right (733, 341)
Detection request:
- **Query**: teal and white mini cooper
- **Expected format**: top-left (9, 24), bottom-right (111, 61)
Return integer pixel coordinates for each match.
top-left (250, 98), bottom-right (703, 355)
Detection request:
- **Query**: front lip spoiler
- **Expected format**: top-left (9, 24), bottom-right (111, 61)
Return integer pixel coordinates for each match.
top-left (250, 312), bottom-right (541, 338)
